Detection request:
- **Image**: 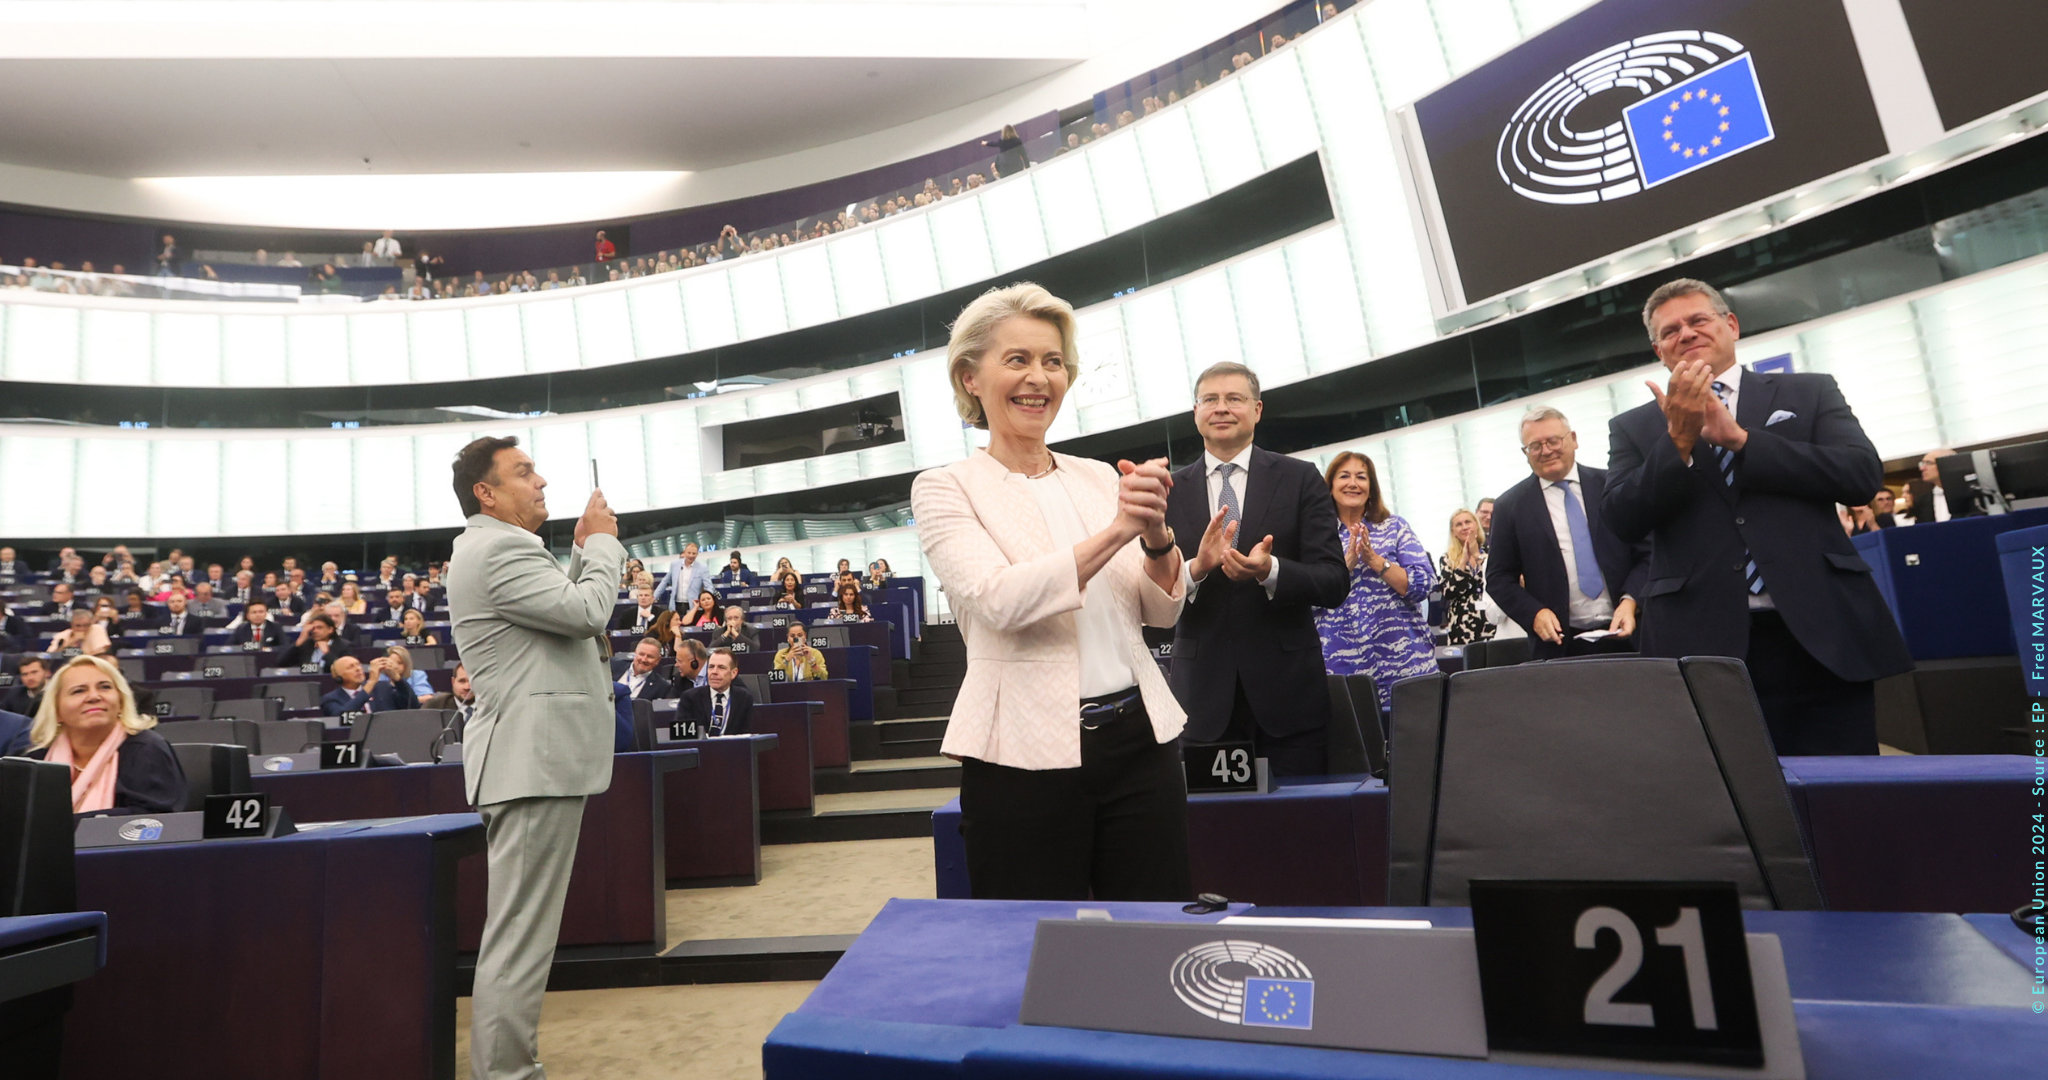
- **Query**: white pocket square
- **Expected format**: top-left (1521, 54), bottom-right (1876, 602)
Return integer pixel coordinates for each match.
top-left (1766, 409), bottom-right (1796, 426)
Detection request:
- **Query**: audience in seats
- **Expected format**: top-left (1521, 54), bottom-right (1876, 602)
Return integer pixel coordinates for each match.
top-left (684, 590), bottom-right (722, 629)
top-left (621, 638), bottom-right (672, 701)
top-left (191, 582), bottom-right (227, 619)
top-left (615, 584), bottom-right (663, 632)
top-left (271, 582), bottom-right (307, 621)
top-left (674, 639), bottom-right (709, 691)
top-left (1485, 406), bottom-right (1648, 659)
top-left (717, 552), bottom-right (752, 586)
top-left (646, 610), bottom-right (682, 657)
top-left (383, 646), bottom-right (433, 700)
top-left (323, 600), bottom-right (366, 644)
top-left (159, 591), bottom-right (205, 637)
top-left (50, 607), bottom-right (113, 656)
top-left (829, 580), bottom-right (871, 623)
top-left (229, 600), bottom-right (286, 649)
top-left (1313, 451), bottom-right (1436, 712)
top-left (423, 663), bottom-right (475, 729)
top-left (710, 606), bottom-right (759, 652)
top-left (1904, 448), bottom-right (1967, 524)
top-left (774, 574), bottom-right (805, 609)
top-left (867, 558), bottom-right (893, 588)
top-left (1436, 509), bottom-right (1494, 647)
top-left (0, 656), bottom-right (47, 716)
top-left (322, 654), bottom-right (419, 715)
top-left (0, 545), bottom-right (24, 575)
top-left (774, 622), bottom-right (830, 682)
top-left (399, 608), bottom-right (438, 645)
top-left (24, 655), bottom-right (185, 814)
top-left (282, 613), bottom-right (347, 672)
top-left (681, 648), bottom-right (752, 735)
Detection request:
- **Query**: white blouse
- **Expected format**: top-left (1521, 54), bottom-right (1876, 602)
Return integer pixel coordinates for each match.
top-left (1016, 473), bottom-right (1136, 699)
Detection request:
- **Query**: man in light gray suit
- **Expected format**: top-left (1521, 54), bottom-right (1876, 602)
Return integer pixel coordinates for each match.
top-left (653, 539), bottom-right (711, 610)
top-left (445, 435), bottom-right (622, 1080)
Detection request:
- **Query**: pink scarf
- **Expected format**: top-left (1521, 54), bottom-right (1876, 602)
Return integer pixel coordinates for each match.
top-left (49, 725), bottom-right (129, 814)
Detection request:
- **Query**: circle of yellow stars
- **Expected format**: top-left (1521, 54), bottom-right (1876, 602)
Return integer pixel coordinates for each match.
top-left (1661, 89), bottom-right (1732, 159)
top-left (1257, 983), bottom-right (1299, 1021)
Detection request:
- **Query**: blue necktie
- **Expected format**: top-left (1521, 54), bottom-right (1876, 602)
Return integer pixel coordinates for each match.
top-left (1555, 479), bottom-right (1606, 600)
top-left (1215, 462), bottom-right (1241, 531)
top-left (1710, 381), bottom-right (1765, 595)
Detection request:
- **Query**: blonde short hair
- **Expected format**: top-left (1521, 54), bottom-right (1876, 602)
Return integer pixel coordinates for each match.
top-left (946, 282), bottom-right (1080, 429)
top-left (31, 653), bottom-right (158, 751)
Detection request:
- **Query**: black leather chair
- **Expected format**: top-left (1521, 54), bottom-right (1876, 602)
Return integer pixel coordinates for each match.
top-left (1342, 673), bottom-right (1388, 778)
top-left (1386, 656), bottom-right (1823, 910)
top-left (253, 719), bottom-right (325, 754)
top-left (210, 697), bottom-right (282, 725)
top-left (155, 718), bottom-right (259, 752)
top-left (191, 654), bottom-right (257, 679)
top-left (1322, 675), bottom-right (1371, 777)
top-left (258, 681), bottom-right (322, 711)
top-left (171, 743), bottom-right (253, 812)
top-left (1461, 636), bottom-right (1532, 670)
top-left (145, 685), bottom-right (213, 720)
top-left (356, 709), bottom-right (454, 764)
top-left (631, 698), bottom-right (656, 752)
top-left (0, 758), bottom-right (75, 916)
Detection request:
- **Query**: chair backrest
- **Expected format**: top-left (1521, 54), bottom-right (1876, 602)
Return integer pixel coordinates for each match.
top-left (0, 758), bottom-right (76, 916)
top-left (631, 698), bottom-right (655, 752)
top-left (254, 719), bottom-right (325, 754)
top-left (1322, 674), bottom-right (1371, 776)
top-left (259, 681), bottom-right (322, 710)
top-left (118, 657), bottom-right (149, 685)
top-left (209, 697), bottom-right (282, 724)
top-left (738, 673), bottom-right (774, 701)
top-left (408, 646), bottom-right (445, 670)
top-left (144, 636), bottom-right (201, 657)
top-left (171, 743), bottom-right (253, 812)
top-left (191, 653), bottom-right (257, 679)
top-left (808, 624), bottom-right (851, 649)
top-left (156, 718), bottom-right (261, 752)
top-left (145, 686), bottom-right (215, 720)
top-left (1343, 673), bottom-right (1389, 778)
top-left (357, 709), bottom-right (454, 764)
top-left (1467, 636), bottom-right (1532, 670)
top-left (1385, 657), bottom-right (1822, 911)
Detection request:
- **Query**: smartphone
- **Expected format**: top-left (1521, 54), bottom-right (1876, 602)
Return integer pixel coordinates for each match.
top-left (589, 459), bottom-right (601, 489)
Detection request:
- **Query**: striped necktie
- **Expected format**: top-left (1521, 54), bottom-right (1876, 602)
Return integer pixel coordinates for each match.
top-left (1215, 462), bottom-right (1241, 530)
top-left (1710, 381), bottom-right (1764, 596)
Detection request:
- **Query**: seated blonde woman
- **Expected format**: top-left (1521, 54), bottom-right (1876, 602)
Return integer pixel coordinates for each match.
top-left (25, 654), bottom-right (186, 813)
top-left (772, 622), bottom-right (830, 682)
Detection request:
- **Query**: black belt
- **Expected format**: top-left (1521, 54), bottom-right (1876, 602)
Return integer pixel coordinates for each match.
top-left (1079, 687), bottom-right (1144, 730)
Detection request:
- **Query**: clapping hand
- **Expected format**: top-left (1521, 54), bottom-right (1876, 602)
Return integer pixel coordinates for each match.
top-left (1189, 507), bottom-right (1233, 581)
top-left (1647, 359), bottom-right (1712, 459)
top-left (1114, 458), bottom-right (1174, 546)
top-left (1221, 534), bottom-right (1274, 582)
top-left (1344, 520), bottom-right (1370, 570)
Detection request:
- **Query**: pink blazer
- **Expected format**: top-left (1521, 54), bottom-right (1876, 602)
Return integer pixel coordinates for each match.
top-left (912, 449), bottom-right (1186, 770)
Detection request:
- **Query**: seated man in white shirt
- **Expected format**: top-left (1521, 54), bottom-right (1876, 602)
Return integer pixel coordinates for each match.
top-left (612, 584), bottom-right (663, 633)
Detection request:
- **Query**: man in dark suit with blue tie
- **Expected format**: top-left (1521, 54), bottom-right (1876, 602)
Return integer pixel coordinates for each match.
top-left (1165, 363), bottom-right (1350, 776)
top-left (1486, 406), bottom-right (1649, 658)
top-left (679, 649), bottom-right (752, 735)
top-left (1603, 279), bottom-right (1912, 755)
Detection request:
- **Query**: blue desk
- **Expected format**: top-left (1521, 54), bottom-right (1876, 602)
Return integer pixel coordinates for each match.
top-left (0, 911), bottom-right (105, 1003)
top-left (933, 758), bottom-right (2030, 913)
top-left (1995, 523), bottom-right (2047, 697)
top-left (68, 813), bottom-right (481, 1079)
top-left (766, 899), bottom-right (2036, 1079)
top-left (1855, 508), bottom-right (2048, 659)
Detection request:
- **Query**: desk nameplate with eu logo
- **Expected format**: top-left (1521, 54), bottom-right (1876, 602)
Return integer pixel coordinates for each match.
top-left (75, 807), bottom-right (296, 848)
top-left (1020, 919), bottom-right (1489, 1057)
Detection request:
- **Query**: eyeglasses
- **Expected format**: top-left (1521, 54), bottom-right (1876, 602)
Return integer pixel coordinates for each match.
top-left (1522, 435), bottom-right (1568, 454)
top-left (1196, 393), bottom-right (1254, 409)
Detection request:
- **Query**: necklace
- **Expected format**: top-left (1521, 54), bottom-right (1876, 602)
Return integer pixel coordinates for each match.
top-left (1024, 460), bottom-right (1056, 479)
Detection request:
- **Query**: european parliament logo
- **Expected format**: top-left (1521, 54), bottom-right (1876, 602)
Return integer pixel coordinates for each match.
top-left (1168, 940), bottom-right (1315, 1030)
top-left (1498, 32), bottom-right (1774, 205)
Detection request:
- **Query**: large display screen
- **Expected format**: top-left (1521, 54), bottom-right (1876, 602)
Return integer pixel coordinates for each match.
top-left (1897, 0), bottom-right (2048, 132)
top-left (1406, 0), bottom-right (1889, 308)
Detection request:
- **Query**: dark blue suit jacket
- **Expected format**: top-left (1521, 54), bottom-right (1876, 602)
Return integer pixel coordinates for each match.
top-left (1601, 369), bottom-right (1912, 682)
top-left (321, 678), bottom-right (418, 716)
top-left (1166, 446), bottom-right (1350, 740)
top-left (1485, 464), bottom-right (1650, 658)
top-left (0, 709), bottom-right (31, 756)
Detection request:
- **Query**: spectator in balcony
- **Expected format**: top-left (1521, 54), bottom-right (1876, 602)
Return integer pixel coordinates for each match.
top-left (543, 270), bottom-right (563, 290)
top-left (282, 613), bottom-right (346, 671)
top-left (373, 230), bottom-right (402, 259)
top-left (717, 225), bottom-right (746, 261)
top-left (155, 234), bottom-right (178, 276)
top-left (829, 581), bottom-right (871, 623)
top-left (24, 655), bottom-right (184, 814)
top-left (407, 279), bottom-right (431, 300)
top-left (982, 124), bottom-right (1029, 177)
top-left (229, 600), bottom-right (286, 650)
top-left (358, 242), bottom-right (379, 267)
top-left (317, 264), bottom-right (343, 293)
top-left (595, 230), bottom-right (617, 263)
top-left (338, 581), bottom-right (368, 616)
top-left (278, 252), bottom-right (303, 268)
top-left (686, 589), bottom-right (722, 630)
top-left (710, 606), bottom-right (758, 652)
top-left (774, 622), bottom-right (830, 682)
top-left (377, 284), bottom-right (401, 301)
top-left (50, 607), bottom-right (112, 656)
top-left (415, 249), bottom-right (443, 279)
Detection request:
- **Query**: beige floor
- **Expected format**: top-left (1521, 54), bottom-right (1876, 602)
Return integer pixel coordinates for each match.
top-left (668, 836), bottom-right (938, 942)
top-left (814, 787), bottom-right (958, 813)
top-left (455, 981), bottom-right (819, 1080)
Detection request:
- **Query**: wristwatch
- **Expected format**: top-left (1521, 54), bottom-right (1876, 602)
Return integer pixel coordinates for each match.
top-left (1140, 528), bottom-right (1178, 559)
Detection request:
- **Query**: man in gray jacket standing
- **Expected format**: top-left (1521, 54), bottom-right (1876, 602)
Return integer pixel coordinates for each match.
top-left (446, 435), bottom-right (622, 1080)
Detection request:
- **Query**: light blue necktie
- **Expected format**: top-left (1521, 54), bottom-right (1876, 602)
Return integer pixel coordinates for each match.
top-left (1215, 462), bottom-right (1241, 531)
top-left (1710, 381), bottom-right (1765, 595)
top-left (1555, 479), bottom-right (1606, 601)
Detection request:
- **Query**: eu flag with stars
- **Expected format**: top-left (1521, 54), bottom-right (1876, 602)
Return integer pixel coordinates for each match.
top-left (1625, 53), bottom-right (1775, 189)
top-left (1241, 978), bottom-right (1314, 1030)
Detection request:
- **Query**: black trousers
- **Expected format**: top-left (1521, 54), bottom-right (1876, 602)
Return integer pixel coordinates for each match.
top-left (1745, 609), bottom-right (1877, 755)
top-left (1207, 676), bottom-right (1328, 777)
top-left (957, 701), bottom-right (1192, 902)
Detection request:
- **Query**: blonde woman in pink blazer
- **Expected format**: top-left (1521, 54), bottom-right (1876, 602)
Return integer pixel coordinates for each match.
top-left (914, 282), bottom-right (1220, 901)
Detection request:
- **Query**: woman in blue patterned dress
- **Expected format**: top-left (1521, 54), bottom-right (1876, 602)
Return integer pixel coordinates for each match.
top-left (1314, 451), bottom-right (1437, 710)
